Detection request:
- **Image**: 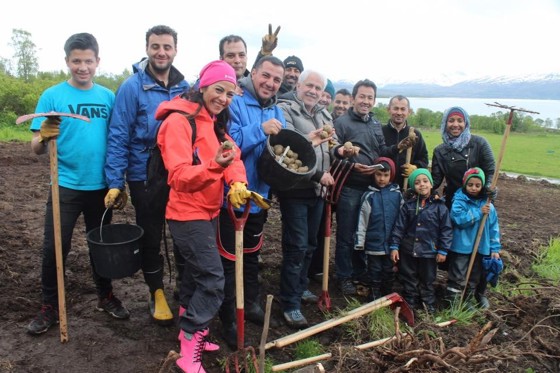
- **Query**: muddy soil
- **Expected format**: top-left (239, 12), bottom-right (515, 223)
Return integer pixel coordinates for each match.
top-left (1, 140), bottom-right (559, 372)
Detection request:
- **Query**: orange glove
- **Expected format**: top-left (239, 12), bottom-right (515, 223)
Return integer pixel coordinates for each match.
top-left (39, 116), bottom-right (61, 142)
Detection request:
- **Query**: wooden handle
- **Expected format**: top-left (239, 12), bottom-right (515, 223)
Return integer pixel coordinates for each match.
top-left (49, 140), bottom-right (68, 343)
top-left (259, 295), bottom-right (274, 373)
top-left (266, 297), bottom-right (393, 349)
top-left (272, 353), bottom-right (332, 371)
top-left (402, 126), bottom-right (415, 190)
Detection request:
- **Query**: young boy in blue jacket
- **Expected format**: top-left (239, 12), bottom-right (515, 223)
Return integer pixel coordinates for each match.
top-left (390, 169), bottom-right (453, 313)
top-left (355, 158), bottom-right (403, 300)
top-left (446, 167), bottom-right (501, 309)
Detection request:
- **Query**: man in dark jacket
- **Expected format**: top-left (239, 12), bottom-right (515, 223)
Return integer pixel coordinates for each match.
top-left (382, 95), bottom-right (429, 190)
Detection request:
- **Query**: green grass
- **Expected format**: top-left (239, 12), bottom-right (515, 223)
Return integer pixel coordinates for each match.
top-left (0, 125), bottom-right (32, 142)
top-left (294, 339), bottom-right (326, 360)
top-left (422, 129), bottom-right (560, 179)
top-left (532, 237), bottom-right (560, 283)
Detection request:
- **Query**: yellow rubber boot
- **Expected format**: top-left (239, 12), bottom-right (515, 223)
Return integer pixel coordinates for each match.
top-left (149, 289), bottom-right (173, 325)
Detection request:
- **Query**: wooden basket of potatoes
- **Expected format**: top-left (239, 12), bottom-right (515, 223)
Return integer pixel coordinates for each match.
top-left (258, 129), bottom-right (317, 191)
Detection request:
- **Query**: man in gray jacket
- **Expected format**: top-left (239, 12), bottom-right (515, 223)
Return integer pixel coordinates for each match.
top-left (277, 69), bottom-right (334, 328)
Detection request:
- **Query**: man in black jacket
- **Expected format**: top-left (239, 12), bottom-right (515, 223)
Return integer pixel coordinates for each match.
top-left (382, 95), bottom-right (429, 190)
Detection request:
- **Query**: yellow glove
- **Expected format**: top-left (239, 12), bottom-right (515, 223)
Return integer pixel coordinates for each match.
top-left (39, 116), bottom-right (61, 143)
top-left (260, 24), bottom-right (281, 55)
top-left (401, 163), bottom-right (417, 178)
top-left (249, 191), bottom-right (271, 210)
top-left (228, 182), bottom-right (251, 209)
top-left (104, 188), bottom-right (128, 209)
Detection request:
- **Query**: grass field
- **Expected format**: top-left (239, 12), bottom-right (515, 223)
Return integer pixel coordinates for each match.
top-left (422, 129), bottom-right (560, 179)
top-left (1, 124), bottom-right (559, 180)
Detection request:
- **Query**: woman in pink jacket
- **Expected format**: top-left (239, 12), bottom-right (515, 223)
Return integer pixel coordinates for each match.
top-left (156, 60), bottom-right (248, 373)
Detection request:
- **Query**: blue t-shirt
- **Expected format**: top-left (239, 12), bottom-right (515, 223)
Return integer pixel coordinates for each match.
top-left (30, 81), bottom-right (114, 190)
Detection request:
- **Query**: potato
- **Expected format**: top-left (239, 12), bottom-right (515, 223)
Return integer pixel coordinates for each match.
top-left (320, 130), bottom-right (329, 139)
top-left (221, 140), bottom-right (233, 150)
top-left (274, 144), bottom-right (284, 155)
top-left (344, 141), bottom-right (353, 150)
top-left (323, 124), bottom-right (333, 134)
top-left (297, 166), bottom-right (309, 173)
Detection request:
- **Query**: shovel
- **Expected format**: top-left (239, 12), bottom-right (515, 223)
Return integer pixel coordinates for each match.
top-left (402, 126), bottom-right (415, 190)
top-left (318, 159), bottom-right (354, 312)
top-left (16, 111), bottom-right (91, 343)
top-left (225, 200), bottom-right (258, 373)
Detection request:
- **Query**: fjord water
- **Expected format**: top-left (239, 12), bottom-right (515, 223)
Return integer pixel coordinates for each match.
top-left (376, 97), bottom-right (560, 121)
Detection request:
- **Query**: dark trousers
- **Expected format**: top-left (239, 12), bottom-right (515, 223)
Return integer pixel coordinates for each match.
top-left (447, 251), bottom-right (487, 297)
top-left (217, 209), bottom-right (265, 324)
top-left (41, 186), bottom-right (112, 306)
top-left (398, 251), bottom-right (437, 307)
top-left (169, 219), bottom-right (224, 333)
top-left (335, 186), bottom-right (367, 281)
top-left (278, 196), bottom-right (324, 311)
top-left (366, 254), bottom-right (395, 294)
top-left (128, 181), bottom-right (168, 293)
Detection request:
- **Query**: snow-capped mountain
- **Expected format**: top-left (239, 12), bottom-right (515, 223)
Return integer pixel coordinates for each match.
top-left (335, 73), bottom-right (560, 100)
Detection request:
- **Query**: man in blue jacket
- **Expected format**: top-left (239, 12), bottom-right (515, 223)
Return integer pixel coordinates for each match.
top-left (217, 55), bottom-right (285, 348)
top-left (104, 25), bottom-right (189, 325)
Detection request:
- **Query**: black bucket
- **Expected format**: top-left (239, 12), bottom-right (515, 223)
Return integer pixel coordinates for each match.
top-left (86, 224), bottom-right (143, 279)
top-left (258, 129), bottom-right (317, 191)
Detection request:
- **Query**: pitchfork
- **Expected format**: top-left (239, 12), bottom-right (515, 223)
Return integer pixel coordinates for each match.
top-left (317, 159), bottom-right (355, 312)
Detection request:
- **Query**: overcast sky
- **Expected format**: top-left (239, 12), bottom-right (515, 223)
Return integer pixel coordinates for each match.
top-left (1, 0), bottom-right (559, 85)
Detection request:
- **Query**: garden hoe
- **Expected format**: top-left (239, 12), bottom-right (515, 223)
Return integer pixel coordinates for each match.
top-left (16, 111), bottom-right (91, 343)
top-left (460, 102), bottom-right (539, 306)
top-left (318, 159), bottom-right (354, 312)
top-left (226, 199), bottom-right (259, 373)
top-left (267, 292), bottom-right (414, 350)
top-left (402, 126), bottom-right (415, 190)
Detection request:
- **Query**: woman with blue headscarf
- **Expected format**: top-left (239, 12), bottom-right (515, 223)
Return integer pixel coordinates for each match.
top-left (431, 106), bottom-right (496, 210)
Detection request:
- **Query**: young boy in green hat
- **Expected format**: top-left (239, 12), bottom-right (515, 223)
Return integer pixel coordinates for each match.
top-left (389, 168), bottom-right (453, 313)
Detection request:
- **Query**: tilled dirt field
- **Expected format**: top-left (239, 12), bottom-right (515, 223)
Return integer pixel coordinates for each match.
top-left (1, 140), bottom-right (559, 372)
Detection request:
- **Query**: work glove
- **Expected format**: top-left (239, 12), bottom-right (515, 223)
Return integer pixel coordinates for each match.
top-left (483, 257), bottom-right (503, 287)
top-left (401, 163), bottom-right (417, 178)
top-left (396, 134), bottom-right (417, 153)
top-left (39, 116), bottom-right (61, 143)
top-left (486, 186), bottom-right (498, 201)
top-left (249, 191), bottom-right (271, 210)
top-left (104, 188), bottom-right (128, 209)
top-left (228, 182), bottom-right (251, 209)
top-left (260, 24), bottom-right (281, 56)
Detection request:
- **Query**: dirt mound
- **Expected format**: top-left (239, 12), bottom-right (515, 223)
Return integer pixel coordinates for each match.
top-left (1, 141), bottom-right (559, 372)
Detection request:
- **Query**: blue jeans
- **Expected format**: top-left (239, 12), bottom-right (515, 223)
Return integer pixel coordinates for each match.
top-left (41, 186), bottom-right (112, 306)
top-left (335, 186), bottom-right (366, 281)
top-left (278, 196), bottom-right (324, 311)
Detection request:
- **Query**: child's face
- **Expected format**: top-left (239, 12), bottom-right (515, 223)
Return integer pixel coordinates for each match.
top-left (465, 177), bottom-right (483, 197)
top-left (374, 169), bottom-right (391, 188)
top-left (414, 174), bottom-right (432, 197)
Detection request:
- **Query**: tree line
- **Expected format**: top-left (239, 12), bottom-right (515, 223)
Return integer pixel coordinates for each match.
top-left (1, 29), bottom-right (553, 134)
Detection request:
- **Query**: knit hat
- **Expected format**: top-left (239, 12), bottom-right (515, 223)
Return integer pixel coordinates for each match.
top-left (198, 60), bottom-right (237, 89)
top-left (447, 108), bottom-right (465, 121)
top-left (374, 157), bottom-right (396, 183)
top-left (283, 55), bottom-right (304, 72)
top-left (463, 167), bottom-right (486, 186)
top-left (408, 168), bottom-right (433, 189)
top-left (324, 79), bottom-right (335, 99)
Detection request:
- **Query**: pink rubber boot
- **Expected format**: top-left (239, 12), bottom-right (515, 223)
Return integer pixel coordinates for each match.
top-left (176, 329), bottom-right (207, 373)
top-left (178, 306), bottom-right (219, 352)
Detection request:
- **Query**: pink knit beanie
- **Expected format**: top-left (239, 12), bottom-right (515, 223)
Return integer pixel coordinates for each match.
top-left (198, 60), bottom-right (237, 88)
